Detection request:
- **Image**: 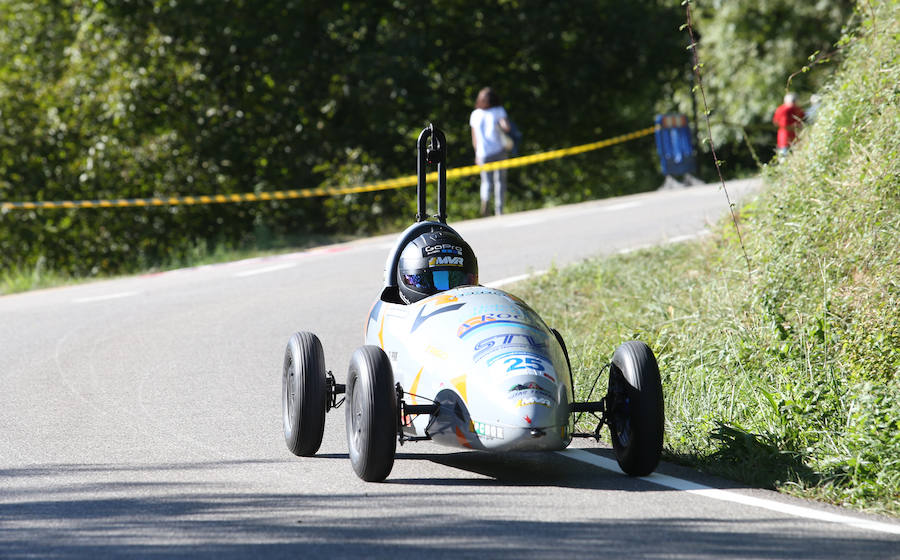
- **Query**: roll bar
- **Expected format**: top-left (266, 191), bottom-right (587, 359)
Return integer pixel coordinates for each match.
top-left (416, 123), bottom-right (447, 224)
top-left (383, 124), bottom-right (456, 290)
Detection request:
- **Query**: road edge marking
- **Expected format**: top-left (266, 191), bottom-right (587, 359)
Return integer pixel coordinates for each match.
top-left (558, 449), bottom-right (900, 536)
top-left (666, 229), bottom-right (711, 244)
top-left (233, 263), bottom-right (298, 278)
top-left (484, 270), bottom-right (548, 288)
top-left (72, 291), bottom-right (140, 304)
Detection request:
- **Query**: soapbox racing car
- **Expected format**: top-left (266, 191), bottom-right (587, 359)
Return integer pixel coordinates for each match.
top-left (282, 124), bottom-right (664, 482)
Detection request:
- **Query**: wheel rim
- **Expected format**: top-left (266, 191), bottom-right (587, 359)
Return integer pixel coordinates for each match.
top-left (350, 376), bottom-right (363, 451)
top-left (285, 353), bottom-right (296, 425)
top-left (615, 412), bottom-right (632, 448)
top-left (608, 369), bottom-right (632, 448)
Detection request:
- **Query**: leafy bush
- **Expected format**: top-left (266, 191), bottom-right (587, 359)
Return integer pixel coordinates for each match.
top-left (514, 0), bottom-right (899, 515)
top-left (0, 0), bottom-right (683, 287)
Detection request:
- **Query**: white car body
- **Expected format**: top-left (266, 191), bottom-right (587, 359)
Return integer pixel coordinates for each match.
top-left (365, 285), bottom-right (575, 452)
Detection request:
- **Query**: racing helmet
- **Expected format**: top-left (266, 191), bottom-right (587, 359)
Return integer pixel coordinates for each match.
top-left (397, 229), bottom-right (478, 304)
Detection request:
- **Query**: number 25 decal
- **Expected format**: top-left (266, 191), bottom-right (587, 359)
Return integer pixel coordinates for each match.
top-left (504, 357), bottom-right (545, 372)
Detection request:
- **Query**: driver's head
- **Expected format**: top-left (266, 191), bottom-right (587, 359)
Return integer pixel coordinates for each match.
top-left (397, 229), bottom-right (478, 304)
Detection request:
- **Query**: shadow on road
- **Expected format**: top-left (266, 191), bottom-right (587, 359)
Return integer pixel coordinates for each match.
top-left (2, 456), bottom-right (896, 559)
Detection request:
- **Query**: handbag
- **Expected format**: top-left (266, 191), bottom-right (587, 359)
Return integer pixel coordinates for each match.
top-left (499, 126), bottom-right (514, 152)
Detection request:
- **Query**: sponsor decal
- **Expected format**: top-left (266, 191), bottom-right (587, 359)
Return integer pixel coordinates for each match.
top-left (472, 333), bottom-right (547, 362)
top-left (423, 243), bottom-right (463, 256)
top-left (411, 301), bottom-right (465, 332)
top-left (453, 288), bottom-right (507, 298)
top-left (428, 255), bottom-right (464, 267)
top-left (457, 313), bottom-right (541, 338)
top-left (470, 420), bottom-right (505, 440)
top-left (485, 351), bottom-right (552, 370)
top-left (509, 389), bottom-right (556, 404)
top-left (429, 294), bottom-right (459, 305)
top-left (389, 351), bottom-right (398, 362)
top-left (515, 397), bottom-right (553, 408)
top-left (508, 377), bottom-right (557, 404)
top-left (509, 381), bottom-right (546, 392)
top-left (425, 345), bottom-right (447, 360)
top-left (481, 351), bottom-right (558, 384)
top-left (503, 356), bottom-right (545, 373)
top-left (468, 301), bottom-right (543, 324)
top-left (524, 415), bottom-right (533, 425)
top-left (468, 303), bottom-right (520, 315)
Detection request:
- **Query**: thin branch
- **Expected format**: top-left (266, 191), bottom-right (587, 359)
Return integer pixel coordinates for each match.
top-left (684, 0), bottom-right (753, 278)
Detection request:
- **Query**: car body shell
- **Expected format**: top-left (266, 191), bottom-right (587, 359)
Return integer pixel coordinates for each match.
top-left (365, 285), bottom-right (575, 452)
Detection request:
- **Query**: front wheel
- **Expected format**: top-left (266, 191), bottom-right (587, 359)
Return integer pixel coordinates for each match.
top-left (607, 341), bottom-right (664, 476)
top-left (345, 346), bottom-right (397, 482)
top-left (282, 332), bottom-right (327, 456)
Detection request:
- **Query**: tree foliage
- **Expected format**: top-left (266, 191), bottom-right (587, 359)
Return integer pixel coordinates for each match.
top-left (665, 0), bottom-right (857, 165)
top-left (0, 0), bottom-right (857, 280)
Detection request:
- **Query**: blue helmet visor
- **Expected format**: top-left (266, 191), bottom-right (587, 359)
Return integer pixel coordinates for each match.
top-left (402, 270), bottom-right (476, 294)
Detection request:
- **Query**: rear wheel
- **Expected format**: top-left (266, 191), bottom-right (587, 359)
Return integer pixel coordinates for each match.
top-left (282, 332), bottom-right (327, 456)
top-left (345, 346), bottom-right (397, 482)
top-left (607, 341), bottom-right (664, 476)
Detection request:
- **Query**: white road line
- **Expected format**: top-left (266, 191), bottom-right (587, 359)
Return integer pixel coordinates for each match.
top-left (233, 263), bottom-right (298, 277)
top-left (617, 244), bottom-right (653, 255)
top-left (72, 291), bottom-right (140, 304)
top-left (484, 270), bottom-right (547, 288)
top-left (551, 200), bottom-right (645, 220)
top-left (616, 229), bottom-right (710, 255)
top-left (601, 201), bottom-right (643, 212)
top-left (666, 229), bottom-right (711, 244)
top-left (559, 449), bottom-right (900, 535)
top-left (503, 216), bottom-right (547, 228)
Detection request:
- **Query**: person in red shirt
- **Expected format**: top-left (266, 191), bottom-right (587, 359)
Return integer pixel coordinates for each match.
top-left (773, 92), bottom-right (806, 157)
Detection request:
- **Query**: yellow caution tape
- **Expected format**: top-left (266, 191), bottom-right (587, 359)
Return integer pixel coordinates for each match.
top-left (1, 126), bottom-right (656, 211)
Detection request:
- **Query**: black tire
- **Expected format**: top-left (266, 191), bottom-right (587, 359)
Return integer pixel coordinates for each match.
top-left (607, 341), bottom-right (664, 476)
top-left (551, 327), bottom-right (572, 376)
top-left (282, 332), bottom-right (327, 456)
top-left (345, 346), bottom-right (397, 482)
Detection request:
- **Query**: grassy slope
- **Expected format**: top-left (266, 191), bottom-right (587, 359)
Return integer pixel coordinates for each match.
top-left (512, 2), bottom-right (899, 515)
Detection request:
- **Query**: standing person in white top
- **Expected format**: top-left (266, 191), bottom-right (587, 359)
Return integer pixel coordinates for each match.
top-left (470, 87), bottom-right (512, 216)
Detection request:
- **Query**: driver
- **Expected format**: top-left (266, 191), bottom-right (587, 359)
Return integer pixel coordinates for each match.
top-left (397, 229), bottom-right (478, 303)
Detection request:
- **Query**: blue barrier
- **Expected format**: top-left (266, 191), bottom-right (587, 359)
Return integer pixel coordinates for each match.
top-left (654, 114), bottom-right (696, 176)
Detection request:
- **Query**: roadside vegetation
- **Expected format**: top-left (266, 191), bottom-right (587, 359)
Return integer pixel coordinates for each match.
top-left (513, 1), bottom-right (899, 515)
top-left (0, 1), bottom-right (686, 288)
top-left (0, 1), bottom-right (847, 293)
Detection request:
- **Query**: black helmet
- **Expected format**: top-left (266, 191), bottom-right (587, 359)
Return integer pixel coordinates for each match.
top-left (398, 229), bottom-right (478, 303)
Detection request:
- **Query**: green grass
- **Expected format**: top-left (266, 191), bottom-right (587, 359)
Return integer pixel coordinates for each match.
top-left (511, 2), bottom-right (899, 515)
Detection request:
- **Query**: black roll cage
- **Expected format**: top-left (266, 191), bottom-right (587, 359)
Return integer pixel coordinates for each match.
top-left (381, 124), bottom-right (462, 296)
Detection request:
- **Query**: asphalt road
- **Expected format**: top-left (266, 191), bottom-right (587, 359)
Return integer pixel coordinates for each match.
top-left (3, 178), bottom-right (899, 558)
